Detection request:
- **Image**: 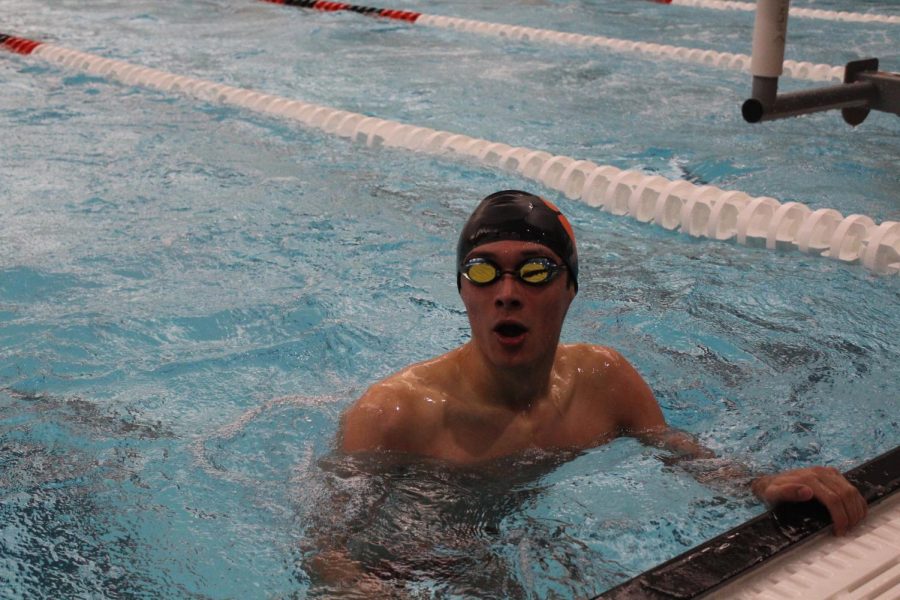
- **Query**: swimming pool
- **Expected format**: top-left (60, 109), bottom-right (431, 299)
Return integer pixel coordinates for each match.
top-left (1, 0), bottom-right (898, 597)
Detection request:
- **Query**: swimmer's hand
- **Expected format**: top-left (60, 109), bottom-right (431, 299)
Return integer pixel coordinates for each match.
top-left (750, 467), bottom-right (868, 536)
top-left (308, 550), bottom-right (367, 586)
top-left (307, 551), bottom-right (411, 599)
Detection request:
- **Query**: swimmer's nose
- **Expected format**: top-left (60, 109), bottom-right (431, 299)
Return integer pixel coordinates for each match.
top-left (493, 272), bottom-right (523, 308)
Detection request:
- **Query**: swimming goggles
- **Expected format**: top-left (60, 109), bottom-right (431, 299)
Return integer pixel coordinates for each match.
top-left (460, 257), bottom-right (566, 286)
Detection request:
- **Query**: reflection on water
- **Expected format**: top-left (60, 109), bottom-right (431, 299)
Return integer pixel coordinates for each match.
top-left (295, 450), bottom-right (629, 599)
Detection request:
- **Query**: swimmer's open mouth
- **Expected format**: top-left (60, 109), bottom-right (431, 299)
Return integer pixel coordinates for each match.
top-left (494, 322), bottom-right (528, 337)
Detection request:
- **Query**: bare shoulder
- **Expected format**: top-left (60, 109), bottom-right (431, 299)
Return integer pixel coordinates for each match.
top-left (561, 343), bottom-right (633, 380)
top-left (561, 343), bottom-right (666, 433)
top-left (339, 355), bottom-right (452, 454)
top-left (340, 372), bottom-right (425, 454)
top-left (569, 343), bottom-right (620, 361)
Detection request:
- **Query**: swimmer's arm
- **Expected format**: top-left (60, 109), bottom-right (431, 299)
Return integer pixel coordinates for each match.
top-left (639, 425), bottom-right (867, 534)
top-left (306, 548), bottom-right (406, 596)
top-left (300, 481), bottom-right (370, 590)
top-left (304, 495), bottom-right (409, 595)
top-left (598, 348), bottom-right (867, 534)
top-left (592, 348), bottom-right (712, 458)
top-left (642, 426), bottom-right (867, 535)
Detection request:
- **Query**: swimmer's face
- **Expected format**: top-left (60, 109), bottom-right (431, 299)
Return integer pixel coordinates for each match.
top-left (460, 240), bottom-right (575, 371)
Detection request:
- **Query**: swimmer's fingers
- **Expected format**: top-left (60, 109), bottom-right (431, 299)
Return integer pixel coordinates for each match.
top-left (752, 467), bottom-right (868, 536)
top-left (752, 476), bottom-right (813, 504)
top-left (814, 467), bottom-right (868, 535)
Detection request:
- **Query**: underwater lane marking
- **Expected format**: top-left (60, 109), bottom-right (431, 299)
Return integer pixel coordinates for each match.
top-left (257, 0), bottom-right (843, 82)
top-left (2, 34), bottom-right (897, 275)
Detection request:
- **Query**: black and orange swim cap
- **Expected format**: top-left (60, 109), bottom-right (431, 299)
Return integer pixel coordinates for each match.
top-left (457, 190), bottom-right (578, 292)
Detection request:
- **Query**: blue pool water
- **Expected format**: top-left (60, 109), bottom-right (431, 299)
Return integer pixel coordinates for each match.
top-left (1, 0), bottom-right (898, 597)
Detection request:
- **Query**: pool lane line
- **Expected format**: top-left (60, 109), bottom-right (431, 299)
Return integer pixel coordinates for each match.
top-left (262, 0), bottom-right (420, 22)
top-left (650, 0), bottom-right (900, 25)
top-left (0, 34), bottom-right (42, 54)
top-left (3, 34), bottom-right (898, 275)
top-left (258, 0), bottom-right (844, 83)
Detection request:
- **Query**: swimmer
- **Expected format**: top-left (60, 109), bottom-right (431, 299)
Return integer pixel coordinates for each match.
top-left (340, 189), bottom-right (868, 536)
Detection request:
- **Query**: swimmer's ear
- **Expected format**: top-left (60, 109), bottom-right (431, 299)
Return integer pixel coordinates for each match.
top-left (565, 276), bottom-right (577, 298)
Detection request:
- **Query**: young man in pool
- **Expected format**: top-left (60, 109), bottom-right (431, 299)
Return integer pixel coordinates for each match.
top-left (340, 189), bottom-right (867, 535)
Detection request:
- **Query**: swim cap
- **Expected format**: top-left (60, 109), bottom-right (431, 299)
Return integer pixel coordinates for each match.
top-left (457, 190), bottom-right (578, 292)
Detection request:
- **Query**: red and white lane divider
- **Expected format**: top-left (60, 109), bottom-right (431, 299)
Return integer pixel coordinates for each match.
top-left (653, 0), bottom-right (900, 25)
top-left (261, 0), bottom-right (422, 22)
top-left (0, 34), bottom-right (42, 55)
top-left (3, 33), bottom-right (898, 274)
top-left (258, 0), bottom-right (844, 82)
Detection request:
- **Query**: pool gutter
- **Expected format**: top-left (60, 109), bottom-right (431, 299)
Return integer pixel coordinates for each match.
top-left (596, 445), bottom-right (900, 599)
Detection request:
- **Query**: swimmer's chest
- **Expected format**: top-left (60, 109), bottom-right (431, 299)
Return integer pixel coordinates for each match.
top-left (437, 394), bottom-right (618, 460)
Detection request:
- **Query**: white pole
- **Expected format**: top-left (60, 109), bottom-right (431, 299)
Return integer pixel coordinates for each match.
top-left (751, 0), bottom-right (791, 78)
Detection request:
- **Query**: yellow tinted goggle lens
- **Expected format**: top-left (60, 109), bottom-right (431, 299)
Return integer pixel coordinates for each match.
top-left (462, 258), bottom-right (560, 286)
top-left (519, 261), bottom-right (550, 283)
top-left (466, 261), bottom-right (499, 284)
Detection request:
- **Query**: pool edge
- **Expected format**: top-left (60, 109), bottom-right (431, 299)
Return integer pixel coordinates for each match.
top-left (595, 444), bottom-right (900, 599)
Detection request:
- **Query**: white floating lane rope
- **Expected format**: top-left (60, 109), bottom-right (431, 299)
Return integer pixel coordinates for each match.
top-left (3, 33), bottom-right (897, 274)
top-left (415, 14), bottom-right (845, 82)
top-left (259, 1), bottom-right (844, 83)
top-left (661, 0), bottom-right (900, 25)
